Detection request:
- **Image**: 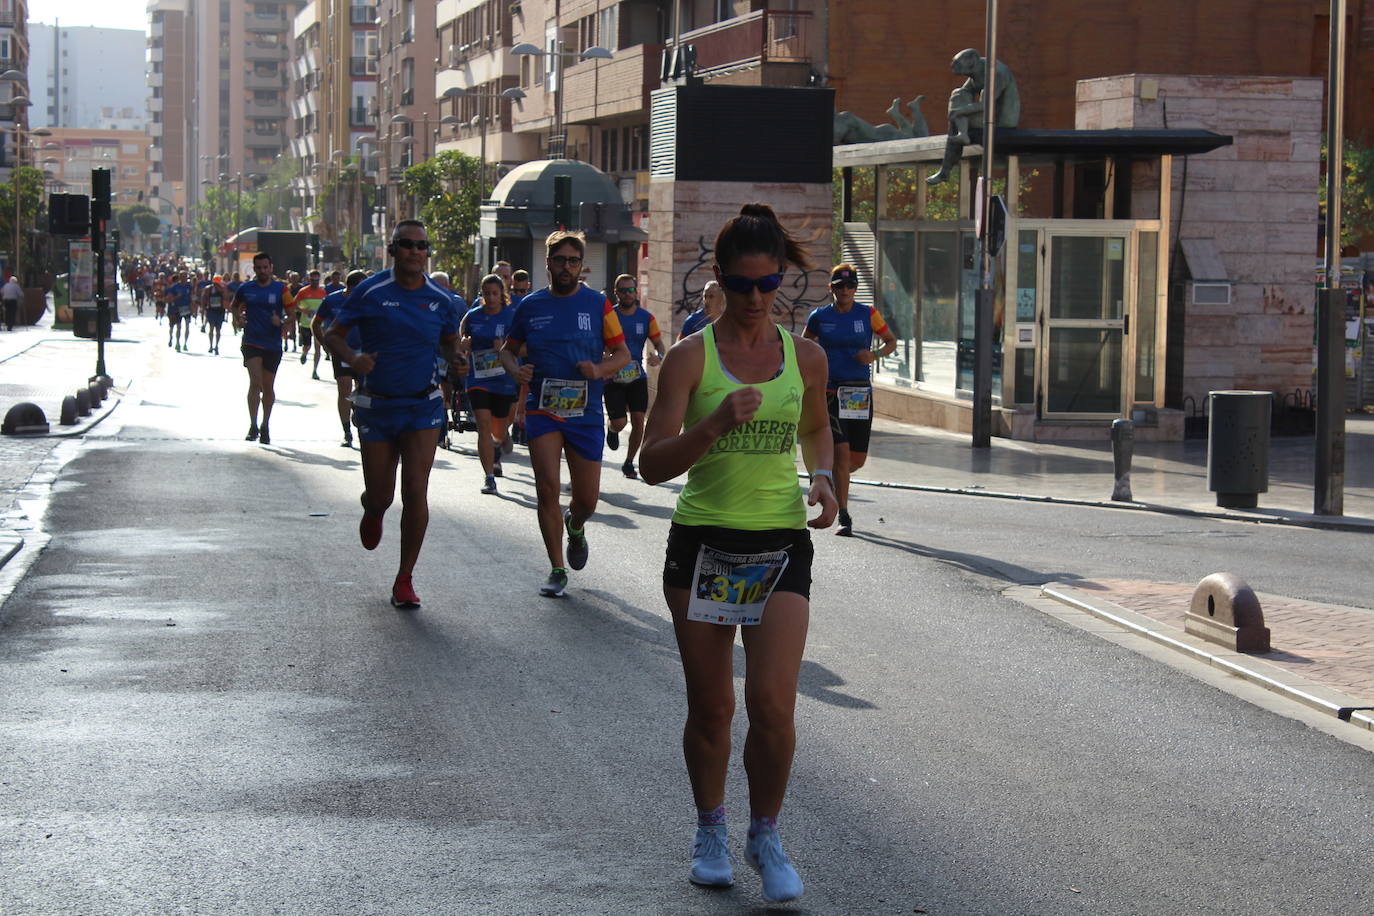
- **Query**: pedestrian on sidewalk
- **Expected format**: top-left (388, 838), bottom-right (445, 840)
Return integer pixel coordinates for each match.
top-left (497, 230), bottom-right (632, 598)
top-left (1, 274), bottom-right (20, 331)
top-left (323, 220), bottom-right (463, 610)
top-left (803, 263), bottom-right (897, 536)
top-left (231, 252), bottom-right (295, 445)
top-left (639, 203), bottom-right (837, 904)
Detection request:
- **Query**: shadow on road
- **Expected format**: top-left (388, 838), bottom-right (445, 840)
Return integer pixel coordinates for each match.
top-left (262, 446), bottom-right (360, 472)
top-left (849, 530), bottom-right (1086, 588)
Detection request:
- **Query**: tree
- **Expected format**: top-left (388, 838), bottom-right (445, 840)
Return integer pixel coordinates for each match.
top-left (1321, 139), bottom-right (1374, 248)
top-left (195, 184), bottom-right (256, 248)
top-left (115, 203), bottom-right (161, 237)
top-left (252, 155), bottom-right (303, 232)
top-left (0, 167), bottom-right (48, 284)
top-left (400, 151), bottom-right (483, 275)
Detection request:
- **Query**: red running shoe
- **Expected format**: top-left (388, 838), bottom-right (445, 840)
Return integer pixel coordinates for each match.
top-left (390, 575), bottom-right (420, 610)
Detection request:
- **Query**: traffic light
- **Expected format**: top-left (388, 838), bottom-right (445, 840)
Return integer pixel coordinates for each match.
top-left (47, 193), bottom-right (90, 235)
top-left (90, 168), bottom-right (112, 221)
top-left (552, 175), bottom-right (572, 229)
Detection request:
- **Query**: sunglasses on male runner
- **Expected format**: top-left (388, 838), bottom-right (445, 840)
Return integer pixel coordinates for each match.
top-left (393, 238), bottom-right (431, 251)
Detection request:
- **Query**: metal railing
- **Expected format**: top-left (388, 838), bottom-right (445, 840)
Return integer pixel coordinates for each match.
top-left (349, 5), bottom-right (377, 24)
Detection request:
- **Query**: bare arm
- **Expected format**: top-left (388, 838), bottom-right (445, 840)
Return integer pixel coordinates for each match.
top-left (794, 336), bottom-right (838, 528)
top-left (580, 341), bottom-right (631, 380)
top-left (498, 337), bottom-right (531, 383)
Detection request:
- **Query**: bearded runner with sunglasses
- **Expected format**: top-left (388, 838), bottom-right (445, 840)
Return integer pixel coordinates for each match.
top-left (802, 263), bottom-right (898, 537)
top-left (641, 203), bottom-right (836, 905)
top-left (499, 230), bottom-right (631, 598)
top-left (324, 219), bottom-right (463, 610)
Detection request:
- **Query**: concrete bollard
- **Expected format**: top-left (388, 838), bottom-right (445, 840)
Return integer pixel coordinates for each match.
top-left (1111, 418), bottom-right (1134, 502)
top-left (75, 388), bottom-right (92, 416)
top-left (87, 381), bottom-right (104, 407)
top-left (2, 402), bottom-right (50, 435)
top-left (59, 395), bottom-right (79, 425)
top-left (1185, 572), bottom-right (1270, 652)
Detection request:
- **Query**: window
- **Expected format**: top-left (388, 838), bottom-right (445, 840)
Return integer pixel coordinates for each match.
top-left (402, 0), bottom-right (415, 41)
top-left (401, 58), bottom-right (414, 105)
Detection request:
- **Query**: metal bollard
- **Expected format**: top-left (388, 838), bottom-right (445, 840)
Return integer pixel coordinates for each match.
top-left (1111, 418), bottom-right (1134, 502)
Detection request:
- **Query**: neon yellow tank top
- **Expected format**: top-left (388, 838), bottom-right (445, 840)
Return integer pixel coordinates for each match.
top-left (673, 323), bottom-right (807, 530)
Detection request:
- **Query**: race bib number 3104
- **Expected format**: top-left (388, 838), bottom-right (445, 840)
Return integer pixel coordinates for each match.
top-left (687, 544), bottom-right (790, 626)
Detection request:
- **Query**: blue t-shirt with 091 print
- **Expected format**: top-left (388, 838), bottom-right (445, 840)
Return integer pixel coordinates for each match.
top-left (234, 280), bottom-right (290, 351)
top-left (332, 269), bottom-right (461, 400)
top-left (462, 303), bottom-right (518, 396)
top-left (506, 285), bottom-right (625, 426)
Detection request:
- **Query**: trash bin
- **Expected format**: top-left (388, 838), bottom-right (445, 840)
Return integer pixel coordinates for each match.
top-left (1207, 390), bottom-right (1272, 509)
top-left (72, 305), bottom-right (112, 340)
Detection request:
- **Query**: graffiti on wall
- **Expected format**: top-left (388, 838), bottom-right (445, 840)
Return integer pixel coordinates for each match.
top-left (674, 235), bottom-right (832, 333)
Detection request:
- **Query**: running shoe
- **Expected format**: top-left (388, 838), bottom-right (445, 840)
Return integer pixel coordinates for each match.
top-left (359, 493), bottom-right (383, 550)
top-left (689, 824), bottom-right (734, 888)
top-left (390, 575), bottom-right (420, 610)
top-left (606, 428), bottom-right (620, 451)
top-left (492, 457), bottom-right (503, 478)
top-left (245, 425), bottom-right (259, 441)
top-left (564, 508), bottom-right (589, 571)
top-left (539, 567), bottom-right (568, 597)
top-left (341, 435), bottom-right (353, 448)
top-left (481, 475), bottom-right (497, 495)
top-left (622, 460), bottom-right (638, 480)
top-left (311, 370), bottom-right (320, 380)
top-left (836, 508), bottom-right (853, 537)
top-left (745, 830), bottom-right (803, 903)
top-left (300, 351), bottom-right (307, 364)
top-left (258, 426), bottom-right (271, 445)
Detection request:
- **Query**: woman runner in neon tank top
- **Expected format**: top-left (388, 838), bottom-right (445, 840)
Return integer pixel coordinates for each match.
top-left (640, 203), bottom-right (837, 905)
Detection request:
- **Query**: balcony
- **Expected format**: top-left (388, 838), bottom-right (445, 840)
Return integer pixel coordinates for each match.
top-left (148, 96), bottom-right (163, 113)
top-left (672, 9), bottom-right (813, 77)
top-left (349, 5), bottom-right (376, 24)
top-left (245, 42), bottom-right (289, 62)
top-left (563, 44), bottom-right (661, 123)
top-left (349, 106), bottom-right (372, 128)
top-left (246, 100), bottom-right (288, 119)
top-left (246, 11), bottom-right (286, 29)
top-left (0, 12), bottom-right (16, 27)
top-left (246, 71), bottom-right (283, 91)
top-left (350, 55), bottom-right (377, 77)
top-left (245, 129), bottom-right (284, 149)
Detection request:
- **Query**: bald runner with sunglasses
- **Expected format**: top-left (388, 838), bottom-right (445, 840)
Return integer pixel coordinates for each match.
top-left (802, 264), bottom-right (898, 537)
top-left (324, 220), bottom-right (464, 610)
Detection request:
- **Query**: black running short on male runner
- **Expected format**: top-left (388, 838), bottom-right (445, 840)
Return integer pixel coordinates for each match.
top-left (467, 388), bottom-right (514, 418)
top-left (663, 523), bottom-right (813, 600)
top-left (604, 376), bottom-right (649, 419)
top-left (241, 344), bottom-right (284, 374)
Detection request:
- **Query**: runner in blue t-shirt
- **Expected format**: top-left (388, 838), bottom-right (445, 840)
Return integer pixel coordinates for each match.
top-left (604, 274), bottom-right (665, 481)
top-left (231, 252), bottom-right (296, 445)
top-left (163, 272), bottom-right (194, 352)
top-left (461, 274), bottom-right (519, 495)
top-left (202, 275), bottom-right (229, 355)
top-left (324, 220), bottom-right (463, 611)
top-left (802, 263), bottom-right (898, 537)
top-left (498, 231), bottom-right (631, 597)
top-left (312, 269), bottom-right (367, 448)
top-left (676, 280), bottom-right (724, 342)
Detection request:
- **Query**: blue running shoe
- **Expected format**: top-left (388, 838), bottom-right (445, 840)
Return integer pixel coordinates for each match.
top-left (745, 829), bottom-right (803, 903)
top-left (689, 824), bottom-right (733, 888)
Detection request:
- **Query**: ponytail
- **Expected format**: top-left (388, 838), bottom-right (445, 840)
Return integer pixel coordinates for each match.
top-left (713, 202), bottom-right (813, 273)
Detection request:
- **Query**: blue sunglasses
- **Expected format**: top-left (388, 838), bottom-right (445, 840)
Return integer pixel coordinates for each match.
top-left (717, 271), bottom-right (785, 294)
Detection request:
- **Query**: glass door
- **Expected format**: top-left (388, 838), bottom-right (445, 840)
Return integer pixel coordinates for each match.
top-left (1040, 233), bottom-right (1130, 418)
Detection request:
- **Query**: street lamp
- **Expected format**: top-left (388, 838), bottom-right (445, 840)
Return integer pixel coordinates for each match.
top-left (439, 85), bottom-right (525, 198)
top-left (511, 43), bottom-right (612, 159)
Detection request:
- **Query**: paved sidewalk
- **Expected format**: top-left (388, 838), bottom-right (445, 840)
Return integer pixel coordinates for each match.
top-left (858, 415), bottom-right (1374, 530)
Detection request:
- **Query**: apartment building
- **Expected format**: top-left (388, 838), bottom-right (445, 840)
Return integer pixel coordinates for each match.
top-left (0, 0), bottom-right (28, 186)
top-left (373, 0), bottom-right (438, 224)
top-left (289, 0), bottom-right (323, 223)
top-left (28, 24), bottom-right (145, 131)
top-left (41, 127), bottom-right (151, 199)
top-left (146, 0), bottom-right (189, 226)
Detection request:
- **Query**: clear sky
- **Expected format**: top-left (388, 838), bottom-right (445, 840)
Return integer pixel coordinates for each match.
top-left (29, 0), bottom-right (147, 34)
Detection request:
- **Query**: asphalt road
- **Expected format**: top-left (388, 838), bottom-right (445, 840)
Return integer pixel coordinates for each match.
top-left (2, 321), bottom-right (1372, 915)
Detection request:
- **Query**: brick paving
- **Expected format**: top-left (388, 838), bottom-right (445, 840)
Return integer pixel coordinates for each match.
top-left (1076, 578), bottom-right (1374, 704)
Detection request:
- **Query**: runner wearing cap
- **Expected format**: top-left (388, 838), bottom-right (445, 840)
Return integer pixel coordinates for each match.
top-left (802, 263), bottom-right (897, 536)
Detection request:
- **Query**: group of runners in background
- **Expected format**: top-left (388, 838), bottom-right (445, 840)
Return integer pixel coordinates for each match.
top-left (122, 203), bottom-right (897, 905)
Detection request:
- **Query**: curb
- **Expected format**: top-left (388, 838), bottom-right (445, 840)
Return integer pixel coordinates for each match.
top-left (1038, 582), bottom-right (1374, 733)
top-left (825, 474), bottom-right (1374, 534)
top-left (0, 534), bottom-right (21, 571)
